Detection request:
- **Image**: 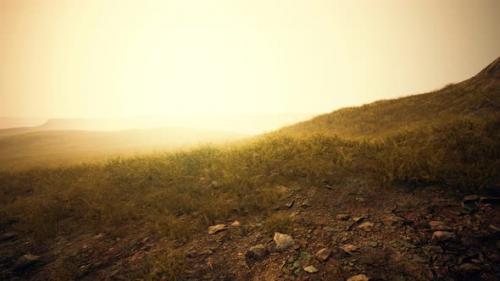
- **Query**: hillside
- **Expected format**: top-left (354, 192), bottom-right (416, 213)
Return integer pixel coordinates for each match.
top-left (279, 57), bottom-right (500, 139)
top-left (0, 58), bottom-right (499, 281)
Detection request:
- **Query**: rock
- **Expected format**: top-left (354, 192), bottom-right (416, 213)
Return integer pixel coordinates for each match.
top-left (285, 200), bottom-right (295, 208)
top-left (245, 244), bottom-right (268, 261)
top-left (315, 248), bottom-right (331, 261)
top-left (458, 263), bottom-right (480, 273)
top-left (353, 215), bottom-right (366, 223)
top-left (463, 195), bottom-right (479, 203)
top-left (230, 220), bottom-right (241, 227)
top-left (357, 222), bottom-right (374, 231)
top-left (432, 231), bottom-right (456, 241)
top-left (0, 232), bottom-right (17, 242)
top-left (336, 214), bottom-right (350, 221)
top-left (347, 274), bottom-right (370, 281)
top-left (274, 232), bottom-right (295, 250)
top-left (208, 224), bottom-right (226, 235)
top-left (382, 214), bottom-right (404, 226)
top-left (13, 254), bottom-right (40, 271)
top-left (301, 199), bottom-right (311, 208)
top-left (489, 224), bottom-right (500, 232)
top-left (340, 244), bottom-right (358, 254)
top-left (303, 265), bottom-right (318, 273)
top-left (429, 221), bottom-right (451, 231)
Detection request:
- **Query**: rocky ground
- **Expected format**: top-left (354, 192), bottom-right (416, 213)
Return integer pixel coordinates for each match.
top-left (1, 179), bottom-right (500, 281)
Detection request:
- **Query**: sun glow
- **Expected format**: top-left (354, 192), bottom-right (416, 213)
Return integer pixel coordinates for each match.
top-left (1, 0), bottom-right (499, 132)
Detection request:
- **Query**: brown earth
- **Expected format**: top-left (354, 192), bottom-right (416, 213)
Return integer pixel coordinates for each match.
top-left (1, 178), bottom-right (499, 281)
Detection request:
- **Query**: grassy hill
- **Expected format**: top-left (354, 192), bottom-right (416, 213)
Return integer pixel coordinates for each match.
top-left (0, 58), bottom-right (499, 280)
top-left (279, 57), bottom-right (499, 139)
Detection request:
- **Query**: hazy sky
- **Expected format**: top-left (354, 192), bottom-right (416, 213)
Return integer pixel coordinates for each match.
top-left (1, 0), bottom-right (499, 120)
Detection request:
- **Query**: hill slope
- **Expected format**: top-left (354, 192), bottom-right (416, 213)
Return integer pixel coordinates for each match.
top-left (280, 57), bottom-right (499, 139)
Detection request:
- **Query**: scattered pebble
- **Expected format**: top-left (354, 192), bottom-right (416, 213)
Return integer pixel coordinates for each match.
top-left (432, 231), bottom-right (456, 241)
top-left (208, 224), bottom-right (226, 235)
top-left (245, 244), bottom-right (268, 261)
top-left (301, 199), bottom-right (311, 208)
top-left (353, 216), bottom-right (366, 223)
top-left (340, 244), bottom-right (358, 254)
top-left (357, 222), bottom-right (374, 231)
top-left (429, 221), bottom-right (451, 231)
top-left (336, 214), bottom-right (350, 221)
top-left (347, 274), bottom-right (370, 281)
top-left (303, 265), bottom-right (318, 273)
top-left (273, 232), bottom-right (295, 250)
top-left (315, 248), bottom-right (331, 261)
top-left (458, 263), bottom-right (481, 273)
top-left (0, 232), bottom-right (17, 242)
top-left (13, 254), bottom-right (40, 271)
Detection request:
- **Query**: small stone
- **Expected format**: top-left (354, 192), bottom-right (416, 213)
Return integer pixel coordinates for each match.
top-left (208, 224), bottom-right (226, 235)
top-left (230, 220), bottom-right (241, 227)
top-left (315, 248), bottom-right (331, 261)
top-left (382, 215), bottom-right (404, 225)
top-left (353, 216), bottom-right (365, 223)
top-left (429, 221), bottom-right (451, 231)
top-left (463, 195), bottom-right (479, 203)
top-left (13, 254), bottom-right (40, 271)
top-left (301, 199), bottom-right (311, 208)
top-left (285, 200), bottom-right (295, 208)
top-left (489, 224), bottom-right (500, 232)
top-left (336, 214), bottom-right (350, 221)
top-left (340, 244), bottom-right (358, 254)
top-left (347, 274), bottom-right (370, 281)
top-left (245, 244), bottom-right (268, 261)
top-left (458, 263), bottom-right (480, 273)
top-left (273, 232), bottom-right (295, 250)
top-left (0, 232), bottom-right (17, 242)
top-left (357, 222), bottom-right (374, 231)
top-left (303, 265), bottom-right (318, 273)
top-left (432, 231), bottom-right (456, 241)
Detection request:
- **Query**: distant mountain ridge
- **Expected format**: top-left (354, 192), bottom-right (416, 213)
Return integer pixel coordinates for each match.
top-left (0, 113), bottom-right (315, 135)
top-left (279, 57), bottom-right (500, 139)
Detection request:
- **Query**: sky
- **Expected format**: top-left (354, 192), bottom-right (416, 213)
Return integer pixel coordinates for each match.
top-left (1, 0), bottom-right (499, 125)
